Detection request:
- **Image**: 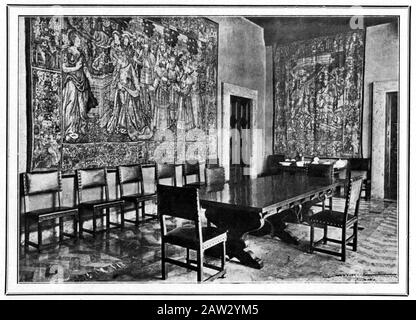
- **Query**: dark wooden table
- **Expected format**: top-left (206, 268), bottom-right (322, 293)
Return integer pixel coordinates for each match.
top-left (198, 173), bottom-right (344, 269)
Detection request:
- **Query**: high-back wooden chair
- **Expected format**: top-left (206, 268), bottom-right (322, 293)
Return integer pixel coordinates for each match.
top-left (157, 184), bottom-right (227, 282)
top-left (76, 168), bottom-right (124, 238)
top-left (156, 163), bottom-right (177, 186)
top-left (309, 177), bottom-right (363, 261)
top-left (117, 164), bottom-right (157, 225)
top-left (21, 171), bottom-right (78, 252)
top-left (349, 158), bottom-right (371, 200)
top-left (182, 160), bottom-right (203, 187)
top-left (307, 163), bottom-right (335, 178)
top-left (205, 167), bottom-right (226, 185)
top-left (307, 163), bottom-right (335, 210)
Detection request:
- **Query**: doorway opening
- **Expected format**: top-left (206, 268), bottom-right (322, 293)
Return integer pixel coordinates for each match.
top-left (384, 91), bottom-right (398, 200)
top-left (229, 95), bottom-right (252, 180)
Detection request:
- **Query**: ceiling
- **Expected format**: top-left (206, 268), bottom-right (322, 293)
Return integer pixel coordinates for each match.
top-left (245, 16), bottom-right (398, 46)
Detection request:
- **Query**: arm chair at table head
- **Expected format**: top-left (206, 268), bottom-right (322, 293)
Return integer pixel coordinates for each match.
top-left (117, 164), bottom-right (157, 225)
top-left (182, 160), bottom-right (203, 187)
top-left (75, 168), bottom-right (124, 238)
top-left (156, 163), bottom-right (177, 186)
top-left (21, 170), bottom-right (78, 252)
top-left (157, 184), bottom-right (227, 282)
top-left (307, 163), bottom-right (335, 179)
top-left (309, 176), bottom-right (363, 262)
top-left (266, 154), bottom-right (286, 175)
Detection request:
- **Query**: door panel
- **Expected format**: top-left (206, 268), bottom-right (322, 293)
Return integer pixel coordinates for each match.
top-left (230, 95), bottom-right (251, 180)
top-left (384, 91), bottom-right (398, 200)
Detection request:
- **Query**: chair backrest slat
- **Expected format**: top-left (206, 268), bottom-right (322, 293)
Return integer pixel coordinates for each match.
top-left (344, 177), bottom-right (363, 221)
top-left (156, 163), bottom-right (177, 186)
top-left (77, 168), bottom-right (107, 189)
top-left (23, 171), bottom-right (61, 195)
top-left (205, 167), bottom-right (225, 185)
top-left (118, 165), bottom-right (141, 184)
top-left (346, 177), bottom-right (363, 210)
top-left (157, 184), bottom-right (200, 221)
top-left (117, 165), bottom-right (142, 197)
top-left (21, 171), bottom-right (62, 212)
top-left (76, 168), bottom-right (108, 204)
top-left (183, 161), bottom-right (200, 176)
top-left (183, 161), bottom-right (200, 184)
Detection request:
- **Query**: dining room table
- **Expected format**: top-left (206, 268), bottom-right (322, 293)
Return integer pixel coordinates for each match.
top-left (198, 173), bottom-right (345, 269)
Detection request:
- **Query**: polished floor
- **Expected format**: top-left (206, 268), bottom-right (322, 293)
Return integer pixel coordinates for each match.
top-left (19, 198), bottom-right (398, 283)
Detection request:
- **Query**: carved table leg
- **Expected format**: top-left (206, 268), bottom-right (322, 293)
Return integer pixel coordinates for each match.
top-left (205, 207), bottom-right (265, 269)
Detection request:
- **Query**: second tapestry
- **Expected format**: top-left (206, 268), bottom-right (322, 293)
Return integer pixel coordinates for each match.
top-left (273, 30), bottom-right (364, 158)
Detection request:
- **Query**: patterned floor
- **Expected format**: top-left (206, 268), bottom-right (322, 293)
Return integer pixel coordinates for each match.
top-left (18, 198), bottom-right (398, 283)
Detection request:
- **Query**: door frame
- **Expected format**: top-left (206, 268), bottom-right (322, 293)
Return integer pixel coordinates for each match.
top-left (371, 80), bottom-right (398, 199)
top-left (220, 82), bottom-right (259, 180)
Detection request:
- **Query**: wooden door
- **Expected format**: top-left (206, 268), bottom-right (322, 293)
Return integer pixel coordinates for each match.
top-left (384, 91), bottom-right (398, 200)
top-left (230, 95), bottom-right (251, 180)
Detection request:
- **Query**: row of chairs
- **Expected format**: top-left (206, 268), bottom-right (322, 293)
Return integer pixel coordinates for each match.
top-left (21, 161), bottom-right (224, 253)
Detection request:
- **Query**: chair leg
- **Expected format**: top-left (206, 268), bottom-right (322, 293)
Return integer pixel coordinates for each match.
top-left (323, 225), bottom-right (328, 244)
top-left (353, 222), bottom-right (358, 252)
top-left (73, 215), bottom-right (78, 243)
top-left (141, 201), bottom-right (146, 219)
top-left (309, 225), bottom-right (314, 254)
top-left (197, 249), bottom-right (203, 282)
top-left (161, 242), bottom-right (167, 280)
top-left (135, 202), bottom-right (140, 226)
top-left (79, 214), bottom-right (83, 239)
top-left (37, 221), bottom-right (42, 253)
top-left (24, 218), bottom-right (30, 253)
top-left (221, 241), bottom-right (226, 270)
top-left (59, 217), bottom-right (64, 242)
top-left (105, 208), bottom-right (110, 232)
top-left (120, 204), bottom-right (125, 228)
top-left (341, 227), bottom-right (347, 262)
top-left (365, 181), bottom-right (371, 200)
top-left (186, 248), bottom-right (190, 266)
top-left (92, 209), bottom-right (97, 238)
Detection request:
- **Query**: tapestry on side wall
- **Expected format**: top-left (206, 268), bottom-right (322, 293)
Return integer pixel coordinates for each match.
top-left (273, 30), bottom-right (364, 158)
top-left (27, 16), bottom-right (218, 172)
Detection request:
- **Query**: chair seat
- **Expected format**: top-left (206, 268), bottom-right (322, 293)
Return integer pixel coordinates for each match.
top-left (164, 225), bottom-right (227, 250)
top-left (309, 210), bottom-right (357, 228)
top-left (121, 192), bottom-right (157, 202)
top-left (79, 199), bottom-right (124, 210)
top-left (25, 206), bottom-right (78, 220)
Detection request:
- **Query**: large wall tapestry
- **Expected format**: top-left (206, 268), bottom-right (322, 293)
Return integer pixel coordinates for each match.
top-left (273, 30), bottom-right (364, 158)
top-left (26, 16), bottom-right (218, 172)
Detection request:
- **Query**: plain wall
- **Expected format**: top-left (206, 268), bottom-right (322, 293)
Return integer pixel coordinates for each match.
top-left (210, 17), bottom-right (267, 172)
top-left (362, 22), bottom-right (399, 158)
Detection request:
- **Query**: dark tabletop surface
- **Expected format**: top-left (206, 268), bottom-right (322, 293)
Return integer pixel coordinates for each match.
top-left (198, 174), bottom-right (343, 214)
